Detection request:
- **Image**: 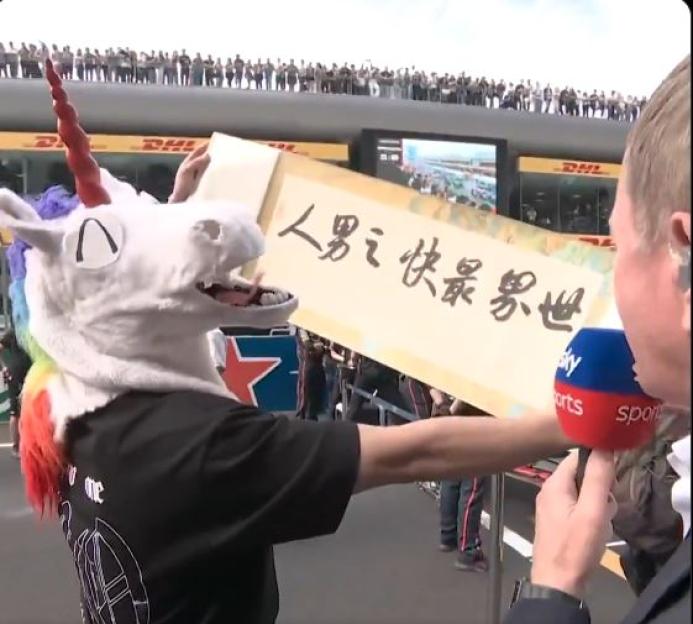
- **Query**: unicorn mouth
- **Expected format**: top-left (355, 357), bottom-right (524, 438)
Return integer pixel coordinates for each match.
top-left (195, 275), bottom-right (294, 308)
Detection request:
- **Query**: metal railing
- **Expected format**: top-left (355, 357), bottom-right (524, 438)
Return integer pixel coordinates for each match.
top-left (339, 380), bottom-right (507, 624)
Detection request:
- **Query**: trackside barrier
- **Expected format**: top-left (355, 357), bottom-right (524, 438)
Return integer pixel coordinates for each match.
top-left (341, 380), bottom-right (506, 624)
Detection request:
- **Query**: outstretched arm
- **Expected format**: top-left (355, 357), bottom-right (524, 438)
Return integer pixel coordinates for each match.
top-left (355, 412), bottom-right (569, 493)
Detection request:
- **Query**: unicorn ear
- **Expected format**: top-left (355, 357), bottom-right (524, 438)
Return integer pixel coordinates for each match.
top-left (0, 189), bottom-right (63, 253)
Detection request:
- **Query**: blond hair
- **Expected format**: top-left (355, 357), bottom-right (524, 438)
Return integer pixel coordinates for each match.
top-left (625, 55), bottom-right (691, 244)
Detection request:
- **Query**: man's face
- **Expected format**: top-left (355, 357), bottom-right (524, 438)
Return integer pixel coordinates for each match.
top-left (610, 167), bottom-right (691, 407)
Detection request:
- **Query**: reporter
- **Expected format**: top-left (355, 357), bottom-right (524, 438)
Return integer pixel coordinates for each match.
top-left (505, 55), bottom-right (691, 624)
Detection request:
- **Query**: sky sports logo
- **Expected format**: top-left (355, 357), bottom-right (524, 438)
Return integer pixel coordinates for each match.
top-left (554, 390), bottom-right (663, 425)
top-left (557, 347), bottom-right (582, 378)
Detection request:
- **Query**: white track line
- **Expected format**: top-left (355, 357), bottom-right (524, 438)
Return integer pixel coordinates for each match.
top-left (480, 510), bottom-right (534, 558)
top-left (0, 442), bottom-right (13, 449)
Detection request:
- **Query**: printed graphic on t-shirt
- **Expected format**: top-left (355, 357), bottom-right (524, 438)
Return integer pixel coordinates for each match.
top-left (60, 501), bottom-right (150, 624)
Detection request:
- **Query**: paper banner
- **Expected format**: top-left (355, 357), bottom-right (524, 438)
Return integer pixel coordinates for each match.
top-left (197, 133), bottom-right (616, 418)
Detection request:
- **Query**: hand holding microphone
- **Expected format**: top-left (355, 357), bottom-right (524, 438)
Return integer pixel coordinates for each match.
top-left (531, 449), bottom-right (617, 601)
top-left (526, 327), bottom-right (658, 602)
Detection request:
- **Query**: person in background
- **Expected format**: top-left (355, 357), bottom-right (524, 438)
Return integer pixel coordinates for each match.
top-left (74, 48), bottom-right (84, 81)
top-left (233, 54), bottom-right (244, 88)
top-left (432, 389), bottom-right (490, 572)
top-left (0, 43), bottom-right (6, 79)
top-left (84, 47), bottom-right (96, 81)
top-left (263, 58), bottom-right (274, 91)
top-left (254, 60), bottom-right (263, 91)
top-left (244, 59), bottom-right (254, 89)
top-left (346, 354), bottom-right (406, 423)
top-left (542, 84), bottom-right (552, 113)
top-left (287, 58), bottom-right (298, 92)
top-left (0, 328), bottom-right (32, 459)
top-left (191, 53), bottom-right (204, 87)
top-left (163, 53), bottom-right (174, 85)
top-left (225, 58), bottom-right (234, 88)
top-left (214, 58), bottom-right (224, 88)
top-left (322, 341), bottom-right (346, 420)
top-left (275, 61), bottom-right (286, 91)
top-left (532, 81), bottom-right (542, 113)
top-left (96, 48), bottom-right (107, 82)
top-left (612, 410), bottom-right (689, 596)
top-left (405, 376), bottom-right (433, 421)
top-left (206, 328), bottom-right (227, 376)
top-left (334, 349), bottom-right (358, 419)
top-left (5, 42), bottom-right (19, 79)
top-left (203, 55), bottom-right (214, 87)
top-left (179, 49), bottom-right (191, 86)
top-left (296, 329), bottom-right (326, 421)
top-left (62, 45), bottom-right (74, 80)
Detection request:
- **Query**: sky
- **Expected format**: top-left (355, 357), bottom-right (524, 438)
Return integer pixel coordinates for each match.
top-left (1, 0), bottom-right (689, 95)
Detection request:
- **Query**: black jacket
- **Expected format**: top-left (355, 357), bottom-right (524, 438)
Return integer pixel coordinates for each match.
top-left (503, 535), bottom-right (690, 624)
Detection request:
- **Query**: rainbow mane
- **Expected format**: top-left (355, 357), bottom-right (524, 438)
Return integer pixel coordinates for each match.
top-left (6, 186), bottom-right (79, 517)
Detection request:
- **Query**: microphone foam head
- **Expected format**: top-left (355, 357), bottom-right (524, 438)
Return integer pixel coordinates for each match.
top-left (554, 327), bottom-right (662, 450)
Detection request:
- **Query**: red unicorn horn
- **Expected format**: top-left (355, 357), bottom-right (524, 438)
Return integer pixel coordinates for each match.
top-left (45, 59), bottom-right (110, 207)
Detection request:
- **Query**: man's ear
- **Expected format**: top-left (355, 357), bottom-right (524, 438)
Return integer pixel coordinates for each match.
top-left (669, 212), bottom-right (691, 289)
top-left (669, 211), bottom-right (691, 333)
top-left (0, 189), bottom-right (63, 253)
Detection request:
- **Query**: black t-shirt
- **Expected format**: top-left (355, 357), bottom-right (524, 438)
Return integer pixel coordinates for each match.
top-left (60, 390), bottom-right (360, 624)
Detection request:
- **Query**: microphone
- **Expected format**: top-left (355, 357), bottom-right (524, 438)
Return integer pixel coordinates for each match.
top-left (554, 326), bottom-right (663, 450)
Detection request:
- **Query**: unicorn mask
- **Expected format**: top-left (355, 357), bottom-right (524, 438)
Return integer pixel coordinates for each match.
top-left (0, 61), bottom-right (298, 514)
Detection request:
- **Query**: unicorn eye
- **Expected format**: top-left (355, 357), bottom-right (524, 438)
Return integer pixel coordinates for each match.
top-left (63, 214), bottom-right (124, 269)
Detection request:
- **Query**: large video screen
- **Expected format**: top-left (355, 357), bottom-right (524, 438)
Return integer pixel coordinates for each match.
top-left (373, 136), bottom-right (498, 213)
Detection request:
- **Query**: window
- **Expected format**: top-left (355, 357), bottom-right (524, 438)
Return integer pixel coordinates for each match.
top-left (596, 182), bottom-right (616, 235)
top-left (519, 171), bottom-right (617, 236)
top-left (24, 152), bottom-right (186, 203)
top-left (558, 175), bottom-right (599, 235)
top-left (26, 153), bottom-right (76, 195)
top-left (519, 172), bottom-right (559, 231)
top-left (0, 156), bottom-right (26, 194)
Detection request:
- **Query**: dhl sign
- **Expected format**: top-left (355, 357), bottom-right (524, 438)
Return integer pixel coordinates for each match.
top-left (519, 156), bottom-right (622, 178)
top-left (0, 132), bottom-right (349, 162)
top-left (568, 234), bottom-right (614, 248)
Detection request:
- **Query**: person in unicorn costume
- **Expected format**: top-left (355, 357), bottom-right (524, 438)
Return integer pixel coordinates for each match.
top-left (0, 62), bottom-right (572, 624)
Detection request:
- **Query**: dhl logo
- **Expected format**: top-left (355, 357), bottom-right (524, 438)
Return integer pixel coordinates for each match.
top-left (29, 134), bottom-right (100, 150)
top-left (556, 161), bottom-right (607, 176)
top-left (140, 138), bottom-right (200, 152)
top-left (577, 235), bottom-right (614, 248)
top-left (265, 142), bottom-right (299, 153)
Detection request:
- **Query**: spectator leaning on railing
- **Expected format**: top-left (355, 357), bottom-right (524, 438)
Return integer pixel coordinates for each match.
top-left (0, 39), bottom-right (645, 121)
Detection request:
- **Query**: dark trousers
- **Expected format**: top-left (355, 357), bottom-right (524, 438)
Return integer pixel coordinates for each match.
top-left (322, 359), bottom-right (338, 418)
top-left (440, 477), bottom-right (488, 553)
top-left (297, 365), bottom-right (326, 421)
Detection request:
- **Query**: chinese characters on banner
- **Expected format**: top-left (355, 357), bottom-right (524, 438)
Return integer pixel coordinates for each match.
top-left (277, 203), bottom-right (587, 333)
top-left (257, 174), bottom-right (612, 416)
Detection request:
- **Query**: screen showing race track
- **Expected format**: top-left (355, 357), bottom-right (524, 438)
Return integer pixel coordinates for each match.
top-left (374, 137), bottom-right (498, 213)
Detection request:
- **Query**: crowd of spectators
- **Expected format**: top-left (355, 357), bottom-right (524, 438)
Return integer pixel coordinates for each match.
top-left (0, 41), bottom-right (645, 122)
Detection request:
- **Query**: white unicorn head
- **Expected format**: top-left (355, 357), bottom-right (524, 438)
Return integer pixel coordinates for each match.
top-left (0, 60), bottom-right (298, 443)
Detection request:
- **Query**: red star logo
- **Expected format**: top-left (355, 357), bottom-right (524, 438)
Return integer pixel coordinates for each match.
top-left (222, 338), bottom-right (281, 406)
